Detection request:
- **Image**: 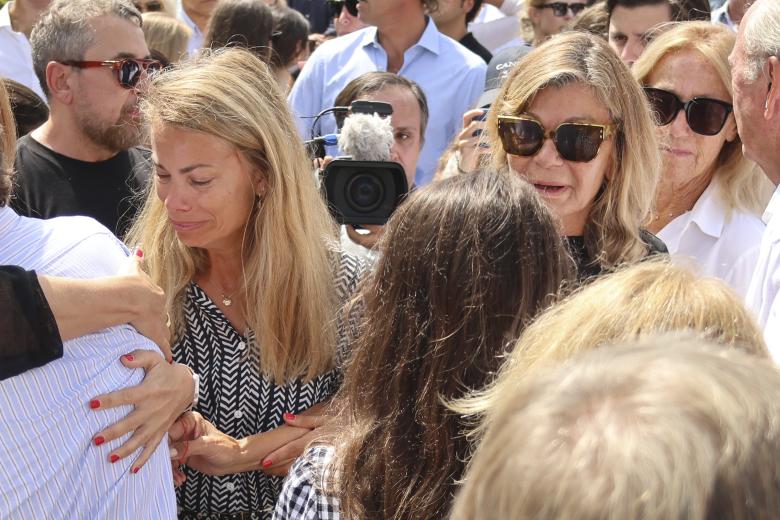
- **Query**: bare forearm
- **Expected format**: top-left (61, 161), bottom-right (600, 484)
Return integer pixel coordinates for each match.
top-left (230, 427), bottom-right (310, 474)
top-left (38, 275), bottom-right (142, 341)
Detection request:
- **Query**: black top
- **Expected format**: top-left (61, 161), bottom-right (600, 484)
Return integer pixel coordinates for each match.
top-left (567, 230), bottom-right (668, 282)
top-left (0, 265), bottom-right (62, 380)
top-left (459, 32), bottom-right (493, 64)
top-left (11, 135), bottom-right (151, 238)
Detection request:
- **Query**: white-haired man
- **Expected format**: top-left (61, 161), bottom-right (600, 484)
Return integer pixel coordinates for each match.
top-left (731, 0), bottom-right (780, 357)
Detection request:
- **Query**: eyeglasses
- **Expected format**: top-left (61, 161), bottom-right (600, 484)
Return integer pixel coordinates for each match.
top-left (497, 115), bottom-right (615, 162)
top-left (643, 87), bottom-right (733, 136)
top-left (133, 0), bottom-right (164, 12)
top-left (60, 58), bottom-right (163, 89)
top-left (539, 2), bottom-right (588, 17)
top-left (327, 0), bottom-right (358, 18)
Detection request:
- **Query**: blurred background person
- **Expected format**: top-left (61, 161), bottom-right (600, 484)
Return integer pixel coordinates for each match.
top-left (270, 5), bottom-right (310, 92)
top-left (606, 0), bottom-right (710, 67)
top-left (711, 0), bottom-right (748, 30)
top-left (569, 0), bottom-right (608, 38)
top-left (274, 171), bottom-right (571, 520)
top-left (204, 0), bottom-right (274, 63)
top-left (4, 78), bottom-right (47, 137)
top-left (143, 11), bottom-right (192, 65)
top-left (431, 0), bottom-right (493, 63)
top-left (134, 0), bottom-right (175, 13)
top-left (0, 0), bottom-right (50, 100)
top-left (633, 22), bottom-right (772, 297)
top-left (327, 0), bottom-right (366, 37)
top-left (487, 32), bottom-right (665, 280)
top-left (521, 0), bottom-right (594, 47)
top-left (178, 0), bottom-right (220, 55)
top-left (452, 338), bottom-right (780, 520)
top-left (468, 0), bottom-right (524, 53)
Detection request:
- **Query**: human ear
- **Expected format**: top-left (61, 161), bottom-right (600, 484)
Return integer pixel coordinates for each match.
top-left (765, 56), bottom-right (780, 120)
top-left (45, 61), bottom-right (75, 105)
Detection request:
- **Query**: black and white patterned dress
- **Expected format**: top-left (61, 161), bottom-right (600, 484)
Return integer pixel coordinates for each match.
top-left (174, 251), bottom-right (366, 519)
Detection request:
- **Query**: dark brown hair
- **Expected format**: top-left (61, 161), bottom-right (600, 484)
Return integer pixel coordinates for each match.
top-left (205, 0), bottom-right (275, 63)
top-left (605, 0), bottom-right (710, 21)
top-left (332, 170), bottom-right (572, 519)
top-left (334, 72), bottom-right (429, 144)
top-left (269, 6), bottom-right (309, 69)
top-left (5, 79), bottom-right (49, 138)
top-left (0, 80), bottom-right (16, 207)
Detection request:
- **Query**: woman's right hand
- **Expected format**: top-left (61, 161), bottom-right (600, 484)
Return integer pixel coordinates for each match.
top-left (456, 109), bottom-right (490, 174)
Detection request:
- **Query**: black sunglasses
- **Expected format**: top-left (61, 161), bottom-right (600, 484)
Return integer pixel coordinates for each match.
top-left (61, 58), bottom-right (163, 89)
top-left (497, 115), bottom-right (615, 162)
top-left (643, 87), bottom-right (733, 136)
top-left (133, 0), bottom-right (164, 12)
top-left (327, 0), bottom-right (358, 18)
top-left (539, 2), bottom-right (588, 17)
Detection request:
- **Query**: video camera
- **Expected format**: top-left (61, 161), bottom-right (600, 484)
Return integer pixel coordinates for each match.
top-left (308, 101), bottom-right (409, 226)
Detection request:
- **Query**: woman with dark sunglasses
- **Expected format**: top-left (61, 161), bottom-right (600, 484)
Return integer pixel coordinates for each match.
top-left (634, 22), bottom-right (773, 297)
top-left (522, 0), bottom-right (593, 45)
top-left (487, 31), bottom-right (666, 280)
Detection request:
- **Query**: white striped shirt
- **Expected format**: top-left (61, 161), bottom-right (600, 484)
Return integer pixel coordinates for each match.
top-left (0, 207), bottom-right (176, 519)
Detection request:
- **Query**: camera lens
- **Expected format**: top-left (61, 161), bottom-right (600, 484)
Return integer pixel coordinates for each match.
top-left (346, 173), bottom-right (385, 213)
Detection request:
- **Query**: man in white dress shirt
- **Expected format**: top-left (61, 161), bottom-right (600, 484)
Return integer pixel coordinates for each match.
top-left (0, 0), bottom-right (49, 100)
top-left (731, 0), bottom-right (780, 358)
top-left (177, 0), bottom-right (220, 55)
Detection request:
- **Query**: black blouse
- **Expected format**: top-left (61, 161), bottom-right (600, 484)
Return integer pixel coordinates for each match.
top-left (0, 266), bottom-right (62, 380)
top-left (566, 230), bottom-right (668, 281)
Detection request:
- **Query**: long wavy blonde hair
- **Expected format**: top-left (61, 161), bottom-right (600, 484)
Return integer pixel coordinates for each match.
top-left (454, 259), bottom-right (768, 437)
top-left (488, 32), bottom-right (660, 270)
top-left (127, 48), bottom-right (339, 384)
top-left (633, 21), bottom-right (773, 216)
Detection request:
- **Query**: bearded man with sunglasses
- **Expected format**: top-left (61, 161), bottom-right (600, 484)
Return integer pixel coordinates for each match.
top-left (11, 0), bottom-right (160, 239)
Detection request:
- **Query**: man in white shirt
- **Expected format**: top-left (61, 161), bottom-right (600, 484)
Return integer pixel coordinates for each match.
top-left (732, 0), bottom-right (780, 358)
top-left (0, 0), bottom-right (49, 100)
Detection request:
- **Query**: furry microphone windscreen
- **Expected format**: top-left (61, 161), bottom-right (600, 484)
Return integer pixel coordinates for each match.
top-left (338, 113), bottom-right (394, 162)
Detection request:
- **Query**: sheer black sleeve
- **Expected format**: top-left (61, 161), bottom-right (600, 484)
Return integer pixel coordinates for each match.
top-left (0, 266), bottom-right (63, 380)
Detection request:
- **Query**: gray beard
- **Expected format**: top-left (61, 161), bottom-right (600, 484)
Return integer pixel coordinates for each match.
top-left (79, 111), bottom-right (144, 154)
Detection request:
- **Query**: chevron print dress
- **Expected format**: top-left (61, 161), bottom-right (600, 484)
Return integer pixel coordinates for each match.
top-left (174, 251), bottom-right (366, 519)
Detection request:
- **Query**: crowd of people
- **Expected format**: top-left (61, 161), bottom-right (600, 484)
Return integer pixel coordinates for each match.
top-left (0, 0), bottom-right (779, 518)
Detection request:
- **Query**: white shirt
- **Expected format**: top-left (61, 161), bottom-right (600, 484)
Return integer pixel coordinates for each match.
top-left (746, 184), bottom-right (780, 361)
top-left (711, 1), bottom-right (737, 31)
top-left (469, 3), bottom-right (526, 53)
top-left (657, 180), bottom-right (765, 298)
top-left (177, 4), bottom-right (204, 55)
top-left (0, 2), bottom-right (46, 101)
top-left (0, 207), bottom-right (177, 518)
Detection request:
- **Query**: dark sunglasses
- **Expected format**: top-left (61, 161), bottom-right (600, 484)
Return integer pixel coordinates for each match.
top-left (327, 0), bottom-right (358, 18)
top-left (497, 115), bottom-right (615, 162)
top-left (133, 0), bottom-right (164, 12)
top-left (61, 58), bottom-right (163, 89)
top-left (643, 87), bottom-right (733, 136)
top-left (539, 2), bottom-right (587, 17)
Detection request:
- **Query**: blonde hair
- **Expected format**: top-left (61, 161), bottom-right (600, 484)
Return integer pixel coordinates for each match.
top-left (452, 338), bottom-right (780, 520)
top-left (455, 259), bottom-right (768, 433)
top-left (127, 48), bottom-right (339, 384)
top-left (488, 32), bottom-right (660, 270)
top-left (142, 11), bottom-right (191, 63)
top-left (0, 80), bottom-right (15, 206)
top-left (633, 21), bottom-right (773, 216)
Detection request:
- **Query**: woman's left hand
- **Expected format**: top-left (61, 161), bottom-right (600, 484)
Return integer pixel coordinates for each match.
top-left (89, 350), bottom-right (195, 472)
top-left (261, 401), bottom-right (332, 477)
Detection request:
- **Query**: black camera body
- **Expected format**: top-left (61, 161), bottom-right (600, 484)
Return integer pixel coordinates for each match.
top-left (322, 159), bottom-right (408, 225)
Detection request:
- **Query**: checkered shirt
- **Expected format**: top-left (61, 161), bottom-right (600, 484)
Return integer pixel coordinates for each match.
top-left (272, 445), bottom-right (341, 520)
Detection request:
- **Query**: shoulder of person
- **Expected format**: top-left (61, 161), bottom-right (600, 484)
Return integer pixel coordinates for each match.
top-left (436, 30), bottom-right (489, 71)
top-left (330, 244), bottom-right (371, 298)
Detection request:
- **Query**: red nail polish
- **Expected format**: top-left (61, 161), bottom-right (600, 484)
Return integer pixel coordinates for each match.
top-left (110, 454), bottom-right (120, 463)
top-left (283, 413), bottom-right (296, 421)
top-left (94, 436), bottom-right (105, 446)
top-left (123, 354), bottom-right (134, 362)
top-left (89, 399), bottom-right (101, 409)
top-left (262, 459), bottom-right (273, 469)
top-left (132, 466), bottom-right (140, 474)
top-left (135, 248), bottom-right (143, 258)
